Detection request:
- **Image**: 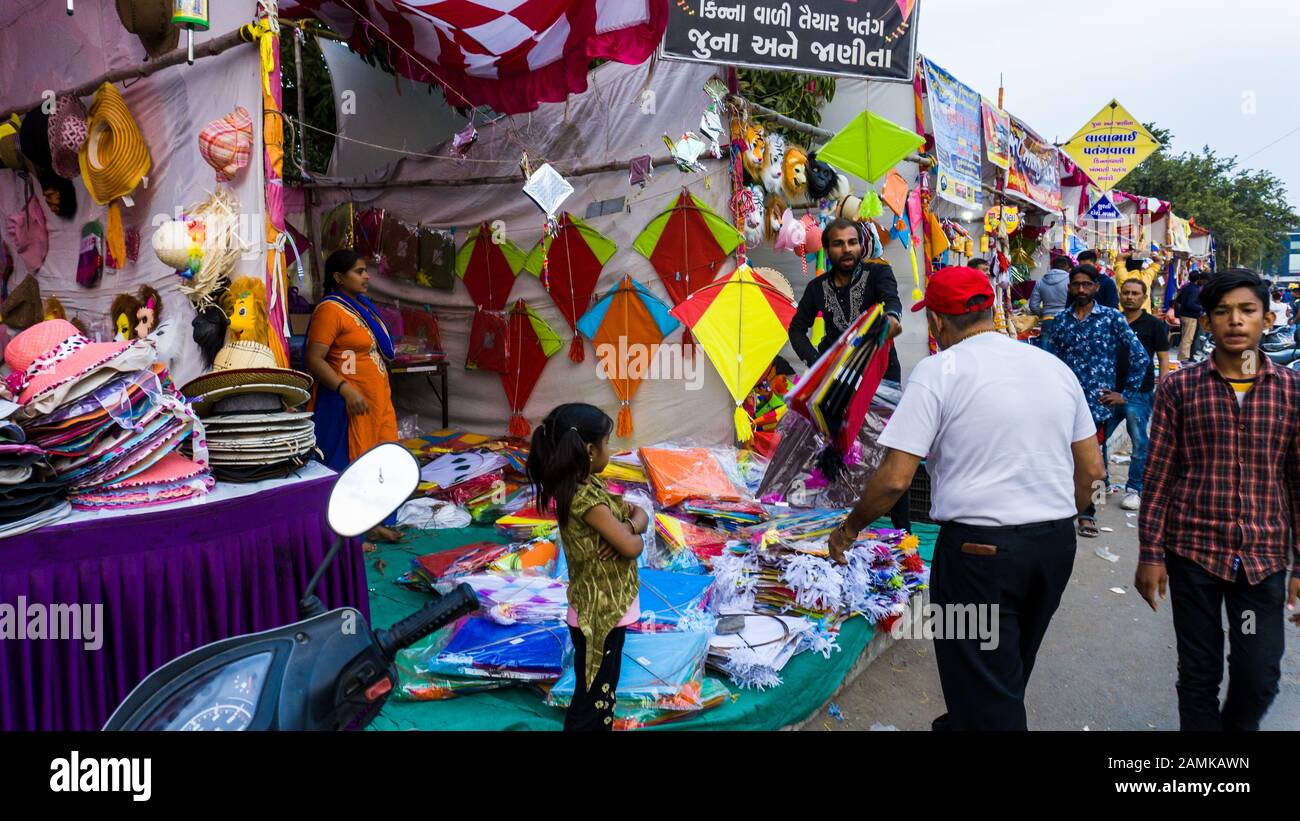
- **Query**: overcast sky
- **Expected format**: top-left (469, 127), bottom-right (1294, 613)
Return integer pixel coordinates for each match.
top-left (917, 0), bottom-right (1300, 210)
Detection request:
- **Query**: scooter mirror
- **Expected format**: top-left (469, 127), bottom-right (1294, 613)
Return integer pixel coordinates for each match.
top-left (327, 443), bottom-right (420, 537)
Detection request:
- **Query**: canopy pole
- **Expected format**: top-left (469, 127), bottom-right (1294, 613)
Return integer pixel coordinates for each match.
top-left (0, 27), bottom-right (254, 121)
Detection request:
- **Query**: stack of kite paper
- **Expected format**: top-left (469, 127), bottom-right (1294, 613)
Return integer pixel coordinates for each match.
top-left (655, 513), bottom-right (730, 568)
top-left (426, 618), bottom-right (568, 682)
top-left (632, 567), bottom-right (716, 633)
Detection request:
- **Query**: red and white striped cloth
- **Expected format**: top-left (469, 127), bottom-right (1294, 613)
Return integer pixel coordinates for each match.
top-left (281, 0), bottom-right (667, 114)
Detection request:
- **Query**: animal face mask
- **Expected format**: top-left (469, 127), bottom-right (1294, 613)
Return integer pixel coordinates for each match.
top-left (783, 146), bottom-right (809, 199)
top-left (743, 185), bottom-right (765, 247)
top-left (762, 133), bottom-right (787, 196)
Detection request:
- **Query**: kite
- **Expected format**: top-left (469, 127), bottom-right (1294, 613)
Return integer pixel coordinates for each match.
top-left (816, 110), bottom-right (923, 185)
top-left (524, 213), bottom-right (617, 362)
top-left (576, 274), bottom-right (680, 438)
top-left (632, 189), bottom-right (743, 350)
top-left (501, 299), bottom-right (563, 438)
top-left (669, 264), bottom-right (797, 441)
top-left (786, 304), bottom-right (893, 481)
top-left (458, 223), bottom-right (527, 372)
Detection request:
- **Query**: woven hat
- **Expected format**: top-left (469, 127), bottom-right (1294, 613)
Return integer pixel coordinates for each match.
top-left (3, 319), bottom-right (141, 405)
top-left (115, 0), bottom-right (179, 59)
top-left (0, 276), bottom-right (43, 331)
top-left (48, 95), bottom-right (89, 180)
top-left (80, 83), bottom-right (151, 206)
top-left (180, 341), bottom-right (313, 416)
top-left (198, 106), bottom-right (253, 182)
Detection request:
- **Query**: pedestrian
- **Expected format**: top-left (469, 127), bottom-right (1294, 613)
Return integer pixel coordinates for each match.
top-left (1268, 288), bottom-right (1290, 329)
top-left (1078, 250), bottom-right (1119, 309)
top-left (827, 266), bottom-right (1105, 731)
top-left (526, 403), bottom-right (649, 731)
top-left (1136, 268), bottom-right (1300, 731)
top-left (1028, 255), bottom-right (1072, 346)
top-left (789, 217), bottom-right (910, 529)
top-left (1112, 278), bottom-right (1170, 511)
top-left (1173, 271), bottom-right (1209, 361)
top-left (1042, 264), bottom-right (1149, 537)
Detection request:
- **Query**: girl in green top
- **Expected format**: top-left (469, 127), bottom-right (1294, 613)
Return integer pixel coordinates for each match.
top-left (527, 403), bottom-right (649, 731)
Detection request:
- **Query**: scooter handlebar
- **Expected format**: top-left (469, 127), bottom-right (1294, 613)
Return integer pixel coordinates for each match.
top-left (377, 584), bottom-right (479, 660)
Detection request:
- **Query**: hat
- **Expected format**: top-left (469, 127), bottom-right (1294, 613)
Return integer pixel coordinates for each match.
top-left (0, 276), bottom-right (43, 331)
top-left (198, 106), bottom-right (253, 182)
top-left (115, 0), bottom-right (179, 59)
top-left (910, 266), bottom-right (995, 315)
top-left (0, 114), bottom-right (22, 170)
top-left (5, 191), bottom-right (48, 272)
top-left (19, 108), bottom-right (77, 218)
top-left (180, 341), bottom-right (313, 416)
top-left (48, 95), bottom-right (89, 180)
top-left (80, 83), bottom-right (151, 206)
top-left (3, 319), bottom-right (140, 405)
top-left (835, 194), bottom-right (862, 221)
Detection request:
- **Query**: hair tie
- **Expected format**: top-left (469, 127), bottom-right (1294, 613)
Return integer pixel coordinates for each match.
top-left (569, 426), bottom-right (578, 433)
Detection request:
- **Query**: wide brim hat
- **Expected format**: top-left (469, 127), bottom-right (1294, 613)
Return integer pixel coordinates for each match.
top-left (79, 83), bottom-right (151, 206)
top-left (115, 0), bottom-right (180, 59)
top-left (183, 379), bottom-right (312, 417)
top-left (4, 319), bottom-right (143, 405)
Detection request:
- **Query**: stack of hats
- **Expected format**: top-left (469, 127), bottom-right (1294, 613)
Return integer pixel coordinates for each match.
top-left (0, 420), bottom-right (70, 537)
top-left (6, 320), bottom-right (211, 512)
top-left (180, 341), bottom-right (316, 483)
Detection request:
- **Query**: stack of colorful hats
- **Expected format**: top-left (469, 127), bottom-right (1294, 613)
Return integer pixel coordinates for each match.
top-left (5, 319), bottom-right (211, 513)
top-left (0, 420), bottom-right (70, 537)
top-left (180, 342), bottom-right (315, 483)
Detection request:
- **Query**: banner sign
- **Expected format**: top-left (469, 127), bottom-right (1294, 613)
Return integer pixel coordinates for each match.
top-left (1085, 192), bottom-right (1124, 222)
top-left (1005, 117), bottom-right (1062, 212)
top-left (981, 98), bottom-right (1011, 170)
top-left (1062, 100), bottom-right (1160, 192)
top-left (922, 57), bottom-right (982, 209)
top-left (660, 0), bottom-right (921, 82)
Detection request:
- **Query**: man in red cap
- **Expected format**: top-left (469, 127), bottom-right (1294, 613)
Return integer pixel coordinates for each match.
top-left (828, 265), bottom-right (1106, 731)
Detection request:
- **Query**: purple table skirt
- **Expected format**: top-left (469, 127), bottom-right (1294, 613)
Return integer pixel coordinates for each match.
top-left (0, 474), bottom-right (369, 731)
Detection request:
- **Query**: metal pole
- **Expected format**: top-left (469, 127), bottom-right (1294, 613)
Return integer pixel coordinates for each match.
top-left (294, 27), bottom-right (320, 297)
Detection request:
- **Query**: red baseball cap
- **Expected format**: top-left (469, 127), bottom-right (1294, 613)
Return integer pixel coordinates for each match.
top-left (910, 266), bottom-right (995, 314)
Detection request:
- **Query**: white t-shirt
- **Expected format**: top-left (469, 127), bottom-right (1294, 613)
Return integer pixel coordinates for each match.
top-left (877, 333), bottom-right (1096, 526)
top-left (1269, 300), bottom-right (1289, 329)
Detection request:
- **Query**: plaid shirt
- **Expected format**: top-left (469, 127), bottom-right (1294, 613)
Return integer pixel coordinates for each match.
top-left (1140, 353), bottom-right (1300, 583)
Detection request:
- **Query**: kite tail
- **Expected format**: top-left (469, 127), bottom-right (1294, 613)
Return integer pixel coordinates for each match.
top-left (681, 326), bottom-right (694, 358)
top-left (509, 412), bottom-right (531, 438)
top-left (568, 334), bottom-right (585, 363)
top-left (734, 405), bottom-right (754, 443)
top-left (616, 402), bottom-right (633, 438)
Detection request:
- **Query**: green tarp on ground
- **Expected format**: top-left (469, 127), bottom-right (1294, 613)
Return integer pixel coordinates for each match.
top-left (367, 520), bottom-right (938, 731)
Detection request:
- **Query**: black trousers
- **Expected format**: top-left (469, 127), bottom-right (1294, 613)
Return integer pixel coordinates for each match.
top-left (1165, 551), bottom-right (1286, 731)
top-left (889, 490), bottom-right (911, 532)
top-left (930, 517), bottom-right (1075, 731)
top-left (563, 626), bottom-right (626, 732)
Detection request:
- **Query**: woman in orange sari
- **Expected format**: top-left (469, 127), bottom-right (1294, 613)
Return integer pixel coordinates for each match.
top-left (306, 249), bottom-right (400, 540)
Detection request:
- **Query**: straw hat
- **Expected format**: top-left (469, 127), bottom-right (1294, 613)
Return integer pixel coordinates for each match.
top-left (180, 341), bottom-right (313, 417)
top-left (115, 0), bottom-right (179, 59)
top-left (79, 83), bottom-right (151, 206)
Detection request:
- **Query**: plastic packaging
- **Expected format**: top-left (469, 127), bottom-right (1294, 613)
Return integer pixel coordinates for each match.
top-left (633, 567), bottom-right (716, 633)
top-left (639, 445), bottom-right (747, 508)
top-left (612, 676), bottom-right (731, 730)
top-left (394, 619), bottom-right (515, 700)
top-left (394, 497), bottom-right (472, 530)
top-left (547, 630), bottom-right (711, 711)
top-left (426, 618), bottom-right (569, 681)
top-left (396, 414), bottom-right (423, 442)
top-left (654, 513), bottom-right (726, 570)
top-left (458, 573), bottom-right (568, 625)
top-left (707, 612), bottom-right (812, 690)
top-left (756, 411), bottom-right (891, 508)
top-left (396, 542), bottom-right (514, 592)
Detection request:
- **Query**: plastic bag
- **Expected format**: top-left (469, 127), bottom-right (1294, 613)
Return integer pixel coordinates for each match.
top-left (653, 513), bottom-right (725, 571)
top-left (395, 497), bottom-right (472, 530)
top-left (756, 410), bottom-right (890, 508)
top-left (394, 617), bottom-right (515, 700)
top-left (458, 573), bottom-right (568, 625)
top-left (639, 445), bottom-right (747, 508)
top-left (396, 542), bottom-right (514, 592)
top-left (612, 676), bottom-right (731, 730)
top-left (547, 630), bottom-right (710, 711)
top-left (426, 618), bottom-right (569, 681)
top-left (397, 414), bottom-right (423, 442)
top-left (633, 568), bottom-right (716, 633)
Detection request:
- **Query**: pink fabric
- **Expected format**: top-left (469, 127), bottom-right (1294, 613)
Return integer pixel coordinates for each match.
top-left (5, 191), bottom-right (48, 272)
top-left (281, 0), bottom-right (668, 115)
top-left (566, 600), bottom-right (640, 629)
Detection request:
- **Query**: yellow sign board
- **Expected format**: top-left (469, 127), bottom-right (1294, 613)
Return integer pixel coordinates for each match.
top-left (1062, 100), bottom-right (1160, 192)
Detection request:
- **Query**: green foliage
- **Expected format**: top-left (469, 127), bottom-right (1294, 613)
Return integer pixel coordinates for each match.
top-left (1120, 123), bottom-right (1298, 270)
top-left (736, 69), bottom-right (835, 144)
top-left (281, 26), bottom-right (337, 179)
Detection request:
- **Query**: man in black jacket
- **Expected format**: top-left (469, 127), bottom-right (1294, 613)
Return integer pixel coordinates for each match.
top-left (1173, 271), bottom-right (1209, 361)
top-left (789, 218), bottom-right (904, 380)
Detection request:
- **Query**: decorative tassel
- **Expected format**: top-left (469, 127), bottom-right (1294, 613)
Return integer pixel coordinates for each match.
top-left (568, 334), bottom-right (584, 362)
top-left (508, 412), bottom-right (530, 438)
top-left (616, 402), bottom-right (633, 438)
top-left (816, 445), bottom-right (846, 484)
top-left (912, 287), bottom-right (923, 301)
top-left (734, 405), bottom-right (754, 443)
top-left (105, 202), bottom-right (126, 270)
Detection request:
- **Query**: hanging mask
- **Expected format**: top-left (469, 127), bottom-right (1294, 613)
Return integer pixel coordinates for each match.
top-left (762, 133), bottom-right (787, 196)
top-left (741, 123), bottom-right (767, 182)
top-left (743, 185), bottom-right (765, 247)
top-left (782, 145), bottom-right (809, 200)
top-left (135, 285), bottom-right (162, 339)
top-left (110, 292), bottom-right (141, 343)
top-left (765, 193), bottom-right (789, 243)
top-left (806, 152), bottom-right (838, 200)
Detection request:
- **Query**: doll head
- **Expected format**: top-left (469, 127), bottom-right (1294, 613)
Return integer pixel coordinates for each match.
top-left (110, 293), bottom-right (141, 342)
top-left (135, 285), bottom-right (162, 339)
top-left (223, 275), bottom-right (270, 346)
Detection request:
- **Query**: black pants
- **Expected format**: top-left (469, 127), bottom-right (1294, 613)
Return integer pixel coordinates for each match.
top-left (889, 489), bottom-right (911, 532)
top-left (930, 518), bottom-right (1075, 731)
top-left (1165, 551), bottom-right (1286, 731)
top-left (563, 626), bottom-right (626, 732)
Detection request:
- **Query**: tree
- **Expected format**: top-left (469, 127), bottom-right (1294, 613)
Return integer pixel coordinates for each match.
top-left (1120, 123), bottom-right (1298, 271)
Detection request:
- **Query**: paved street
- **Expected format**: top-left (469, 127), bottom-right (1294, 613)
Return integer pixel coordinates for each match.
top-left (810, 475), bottom-right (1300, 732)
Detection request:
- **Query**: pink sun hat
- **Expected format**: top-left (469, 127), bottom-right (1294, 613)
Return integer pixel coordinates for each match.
top-left (4, 319), bottom-right (140, 406)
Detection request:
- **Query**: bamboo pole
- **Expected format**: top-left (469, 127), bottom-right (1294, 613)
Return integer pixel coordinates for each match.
top-left (0, 27), bottom-right (255, 121)
top-left (293, 28), bottom-right (320, 295)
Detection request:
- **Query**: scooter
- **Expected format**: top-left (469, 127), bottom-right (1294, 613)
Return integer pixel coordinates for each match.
top-left (104, 443), bottom-right (478, 731)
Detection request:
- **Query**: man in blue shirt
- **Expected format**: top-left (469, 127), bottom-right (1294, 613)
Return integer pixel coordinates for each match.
top-left (1043, 264), bottom-right (1148, 538)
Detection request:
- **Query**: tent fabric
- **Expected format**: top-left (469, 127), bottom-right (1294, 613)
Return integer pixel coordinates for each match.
top-left (310, 59), bottom-right (741, 446)
top-left (281, 0), bottom-right (669, 116)
top-left (0, 1), bottom-right (267, 388)
top-left (523, 212), bottom-right (617, 362)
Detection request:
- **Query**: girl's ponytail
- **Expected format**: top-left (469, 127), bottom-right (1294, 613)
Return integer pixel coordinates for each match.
top-left (525, 403), bottom-right (614, 527)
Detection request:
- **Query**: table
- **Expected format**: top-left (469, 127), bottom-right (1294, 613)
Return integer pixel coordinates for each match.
top-left (0, 463), bottom-right (370, 731)
top-left (391, 360), bottom-right (449, 429)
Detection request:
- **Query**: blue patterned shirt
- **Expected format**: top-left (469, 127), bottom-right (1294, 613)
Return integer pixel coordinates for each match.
top-left (1043, 302), bottom-right (1149, 425)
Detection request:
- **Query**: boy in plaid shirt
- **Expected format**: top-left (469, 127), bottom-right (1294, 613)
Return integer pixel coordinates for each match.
top-left (1137, 268), bottom-right (1300, 730)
